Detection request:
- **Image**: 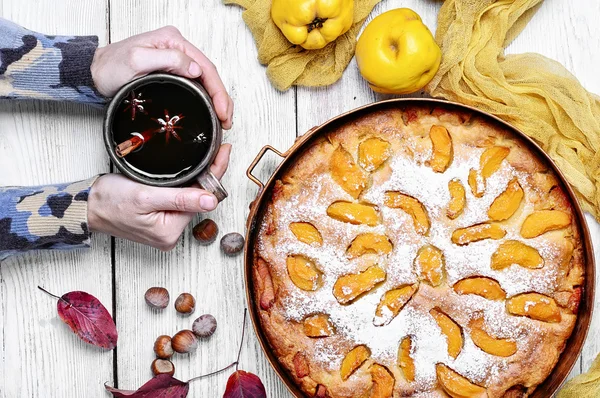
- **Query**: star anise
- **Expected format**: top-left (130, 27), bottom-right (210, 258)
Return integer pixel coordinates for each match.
top-left (153, 109), bottom-right (185, 144)
top-left (123, 90), bottom-right (150, 121)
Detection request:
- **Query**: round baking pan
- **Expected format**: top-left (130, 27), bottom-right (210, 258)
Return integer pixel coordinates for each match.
top-left (244, 98), bottom-right (595, 397)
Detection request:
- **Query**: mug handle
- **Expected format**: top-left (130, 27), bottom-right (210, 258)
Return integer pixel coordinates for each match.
top-left (197, 169), bottom-right (228, 202)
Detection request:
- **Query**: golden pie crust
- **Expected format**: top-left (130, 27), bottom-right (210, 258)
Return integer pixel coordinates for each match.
top-left (252, 105), bottom-right (584, 398)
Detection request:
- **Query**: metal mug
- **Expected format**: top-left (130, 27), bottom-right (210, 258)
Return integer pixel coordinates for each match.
top-left (103, 73), bottom-right (228, 202)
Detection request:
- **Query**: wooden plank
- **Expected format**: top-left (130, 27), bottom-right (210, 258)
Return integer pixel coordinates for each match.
top-left (109, 0), bottom-right (296, 395)
top-left (0, 1), bottom-right (113, 397)
top-left (508, 1), bottom-right (600, 378)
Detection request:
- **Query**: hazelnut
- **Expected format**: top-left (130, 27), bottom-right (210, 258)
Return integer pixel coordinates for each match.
top-left (145, 287), bottom-right (170, 309)
top-left (172, 330), bottom-right (198, 353)
top-left (220, 232), bottom-right (245, 256)
top-left (174, 293), bottom-right (196, 315)
top-left (192, 314), bottom-right (217, 338)
top-left (151, 359), bottom-right (175, 376)
top-left (153, 335), bottom-right (174, 359)
top-left (193, 219), bottom-right (219, 244)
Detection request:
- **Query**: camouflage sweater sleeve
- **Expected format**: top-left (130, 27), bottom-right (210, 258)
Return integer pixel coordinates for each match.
top-left (0, 177), bottom-right (99, 260)
top-left (0, 18), bottom-right (105, 104)
top-left (0, 19), bottom-right (105, 260)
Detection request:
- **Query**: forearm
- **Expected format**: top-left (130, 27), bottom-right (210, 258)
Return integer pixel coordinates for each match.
top-left (0, 177), bottom-right (98, 261)
top-left (0, 18), bottom-right (105, 105)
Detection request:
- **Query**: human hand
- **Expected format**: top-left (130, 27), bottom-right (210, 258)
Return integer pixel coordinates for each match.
top-left (91, 26), bottom-right (233, 129)
top-left (87, 144), bottom-right (231, 251)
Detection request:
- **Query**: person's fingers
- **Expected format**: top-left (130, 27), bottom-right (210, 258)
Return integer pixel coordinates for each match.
top-left (222, 97), bottom-right (234, 130)
top-left (180, 40), bottom-right (233, 126)
top-left (210, 144), bottom-right (232, 179)
top-left (129, 47), bottom-right (202, 79)
top-left (145, 186), bottom-right (218, 213)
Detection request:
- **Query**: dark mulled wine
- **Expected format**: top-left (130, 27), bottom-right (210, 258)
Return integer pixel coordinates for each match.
top-left (111, 81), bottom-right (212, 179)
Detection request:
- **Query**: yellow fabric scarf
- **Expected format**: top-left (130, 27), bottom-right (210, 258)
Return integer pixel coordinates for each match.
top-left (428, 0), bottom-right (600, 220)
top-left (558, 352), bottom-right (600, 398)
top-left (223, 0), bottom-right (382, 91)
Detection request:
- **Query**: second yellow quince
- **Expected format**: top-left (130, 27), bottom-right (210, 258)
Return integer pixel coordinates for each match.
top-left (271, 0), bottom-right (354, 50)
top-left (356, 8), bottom-right (441, 94)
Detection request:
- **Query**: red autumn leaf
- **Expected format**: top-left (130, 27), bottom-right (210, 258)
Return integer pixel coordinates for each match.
top-left (38, 287), bottom-right (117, 350)
top-left (105, 374), bottom-right (189, 397)
top-left (223, 370), bottom-right (266, 398)
top-left (57, 291), bottom-right (118, 350)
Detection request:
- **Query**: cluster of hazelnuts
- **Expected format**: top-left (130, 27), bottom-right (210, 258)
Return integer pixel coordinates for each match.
top-left (145, 287), bottom-right (218, 377)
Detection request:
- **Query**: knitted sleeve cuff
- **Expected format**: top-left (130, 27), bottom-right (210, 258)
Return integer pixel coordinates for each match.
top-left (0, 18), bottom-right (106, 105)
top-left (0, 176), bottom-right (99, 261)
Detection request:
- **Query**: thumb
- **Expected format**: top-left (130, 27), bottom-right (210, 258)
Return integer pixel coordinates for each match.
top-left (130, 47), bottom-right (202, 78)
top-left (145, 187), bottom-right (218, 213)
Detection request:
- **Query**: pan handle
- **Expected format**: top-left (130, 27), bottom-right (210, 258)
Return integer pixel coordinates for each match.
top-left (246, 145), bottom-right (286, 191)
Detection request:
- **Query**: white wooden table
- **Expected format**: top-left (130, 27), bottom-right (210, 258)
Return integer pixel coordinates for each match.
top-left (0, 1), bottom-right (598, 396)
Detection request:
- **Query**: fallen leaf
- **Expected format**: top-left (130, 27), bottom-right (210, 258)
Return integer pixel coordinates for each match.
top-left (38, 286), bottom-right (117, 350)
top-left (105, 374), bottom-right (189, 397)
top-left (223, 370), bottom-right (266, 398)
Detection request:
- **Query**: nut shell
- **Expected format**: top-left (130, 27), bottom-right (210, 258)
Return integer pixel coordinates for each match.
top-left (192, 314), bottom-right (218, 338)
top-left (193, 219), bottom-right (219, 244)
top-left (151, 359), bottom-right (175, 376)
top-left (153, 335), bottom-right (174, 359)
top-left (144, 287), bottom-right (170, 309)
top-left (172, 330), bottom-right (198, 353)
top-left (220, 232), bottom-right (245, 256)
top-left (174, 293), bottom-right (195, 315)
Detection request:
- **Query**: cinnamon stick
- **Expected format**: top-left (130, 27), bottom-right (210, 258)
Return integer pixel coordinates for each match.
top-left (115, 129), bottom-right (156, 158)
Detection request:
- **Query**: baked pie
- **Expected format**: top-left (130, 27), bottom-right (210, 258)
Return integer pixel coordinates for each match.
top-left (253, 105), bottom-right (584, 397)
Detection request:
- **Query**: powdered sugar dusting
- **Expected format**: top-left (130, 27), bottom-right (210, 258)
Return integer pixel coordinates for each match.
top-left (258, 134), bottom-right (569, 392)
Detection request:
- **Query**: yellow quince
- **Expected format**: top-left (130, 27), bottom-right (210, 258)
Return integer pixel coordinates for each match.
top-left (356, 8), bottom-right (441, 94)
top-left (271, 0), bottom-right (354, 50)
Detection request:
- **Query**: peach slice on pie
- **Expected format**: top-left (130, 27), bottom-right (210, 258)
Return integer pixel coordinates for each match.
top-left (506, 293), bottom-right (561, 323)
top-left (426, 125), bottom-right (453, 173)
top-left (340, 345), bottom-right (371, 380)
top-left (480, 146), bottom-right (510, 179)
top-left (327, 201), bottom-right (380, 226)
top-left (398, 336), bottom-right (415, 382)
top-left (468, 146), bottom-right (510, 198)
top-left (436, 364), bottom-right (487, 398)
top-left (469, 318), bottom-right (517, 357)
top-left (374, 284), bottom-right (418, 326)
top-left (447, 179), bottom-right (466, 219)
top-left (289, 222), bottom-right (323, 245)
top-left (488, 178), bottom-right (524, 221)
top-left (520, 210), bottom-right (571, 238)
top-left (490, 240), bottom-right (543, 270)
top-left (453, 277), bottom-right (506, 300)
top-left (347, 233), bottom-right (393, 258)
top-left (468, 169), bottom-right (485, 198)
top-left (303, 314), bottom-right (335, 337)
top-left (415, 245), bottom-right (445, 287)
top-left (430, 308), bottom-right (463, 358)
top-left (330, 146), bottom-right (369, 199)
top-left (384, 192), bottom-right (430, 235)
top-left (451, 223), bottom-right (506, 246)
top-left (369, 363), bottom-right (395, 398)
top-left (358, 137), bottom-right (391, 171)
top-left (333, 266), bottom-right (386, 304)
top-left (286, 255), bottom-right (323, 291)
